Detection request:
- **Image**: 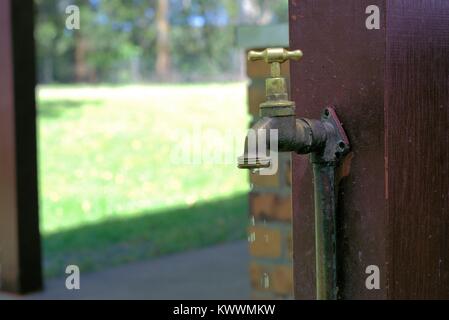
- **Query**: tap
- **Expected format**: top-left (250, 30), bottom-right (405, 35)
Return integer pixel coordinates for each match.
top-left (238, 48), bottom-right (347, 170)
top-left (238, 48), bottom-right (351, 300)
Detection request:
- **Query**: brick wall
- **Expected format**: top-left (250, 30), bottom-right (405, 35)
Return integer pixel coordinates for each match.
top-left (246, 54), bottom-right (294, 300)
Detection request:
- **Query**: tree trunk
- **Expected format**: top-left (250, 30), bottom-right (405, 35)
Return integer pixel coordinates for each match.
top-left (155, 0), bottom-right (171, 81)
top-left (74, 32), bottom-right (89, 82)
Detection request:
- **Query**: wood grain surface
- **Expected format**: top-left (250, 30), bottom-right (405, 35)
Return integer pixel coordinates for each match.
top-left (289, 0), bottom-right (449, 299)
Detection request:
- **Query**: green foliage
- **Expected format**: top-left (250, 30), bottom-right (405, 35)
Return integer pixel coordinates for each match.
top-left (35, 0), bottom-right (289, 83)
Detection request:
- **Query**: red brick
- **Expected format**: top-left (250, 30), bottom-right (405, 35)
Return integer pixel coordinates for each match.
top-left (250, 193), bottom-right (292, 222)
top-left (271, 265), bottom-right (293, 295)
top-left (249, 263), bottom-right (270, 293)
top-left (286, 231), bottom-right (293, 260)
top-left (248, 226), bottom-right (282, 258)
top-left (251, 292), bottom-right (279, 300)
top-left (247, 81), bottom-right (265, 116)
top-left (250, 170), bottom-right (280, 188)
top-left (249, 263), bottom-right (293, 296)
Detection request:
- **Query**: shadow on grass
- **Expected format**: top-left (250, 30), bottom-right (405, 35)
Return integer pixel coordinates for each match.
top-left (37, 99), bottom-right (102, 118)
top-left (42, 193), bottom-right (249, 279)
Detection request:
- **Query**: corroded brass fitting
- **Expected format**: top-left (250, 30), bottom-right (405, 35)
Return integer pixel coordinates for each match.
top-left (248, 48), bottom-right (303, 117)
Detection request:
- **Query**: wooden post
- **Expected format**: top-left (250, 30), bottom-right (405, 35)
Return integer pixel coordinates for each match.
top-left (0, 0), bottom-right (42, 294)
top-left (289, 0), bottom-right (449, 299)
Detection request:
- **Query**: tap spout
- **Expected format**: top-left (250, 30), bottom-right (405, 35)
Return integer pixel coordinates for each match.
top-left (237, 114), bottom-right (329, 170)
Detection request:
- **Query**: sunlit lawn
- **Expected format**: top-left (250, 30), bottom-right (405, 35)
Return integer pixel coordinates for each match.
top-left (37, 83), bottom-right (250, 277)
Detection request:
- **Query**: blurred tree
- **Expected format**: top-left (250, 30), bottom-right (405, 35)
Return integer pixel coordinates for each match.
top-left (156, 0), bottom-right (171, 80)
top-left (36, 17), bottom-right (58, 83)
top-left (35, 0), bottom-right (288, 83)
top-left (35, 0), bottom-right (73, 83)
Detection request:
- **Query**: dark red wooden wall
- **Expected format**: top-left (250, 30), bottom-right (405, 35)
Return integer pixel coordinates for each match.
top-left (289, 0), bottom-right (449, 299)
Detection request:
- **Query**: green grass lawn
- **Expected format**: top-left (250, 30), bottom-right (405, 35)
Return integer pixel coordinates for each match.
top-left (37, 83), bottom-right (250, 277)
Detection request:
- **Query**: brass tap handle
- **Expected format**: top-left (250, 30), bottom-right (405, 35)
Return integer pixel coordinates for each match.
top-left (248, 48), bottom-right (303, 77)
top-left (248, 48), bottom-right (303, 63)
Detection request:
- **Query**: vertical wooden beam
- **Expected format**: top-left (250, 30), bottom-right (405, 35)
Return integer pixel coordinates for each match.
top-left (385, 0), bottom-right (449, 299)
top-left (289, 0), bottom-right (388, 300)
top-left (0, 0), bottom-right (42, 294)
top-left (289, 0), bottom-right (449, 299)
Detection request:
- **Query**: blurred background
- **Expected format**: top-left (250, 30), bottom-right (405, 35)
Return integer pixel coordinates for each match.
top-left (31, 0), bottom-right (289, 299)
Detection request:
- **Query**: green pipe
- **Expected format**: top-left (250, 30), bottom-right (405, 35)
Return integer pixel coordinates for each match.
top-left (313, 162), bottom-right (338, 300)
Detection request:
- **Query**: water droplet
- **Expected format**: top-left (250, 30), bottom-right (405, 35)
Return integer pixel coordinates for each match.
top-left (262, 273), bottom-right (270, 289)
top-left (248, 232), bottom-right (256, 243)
